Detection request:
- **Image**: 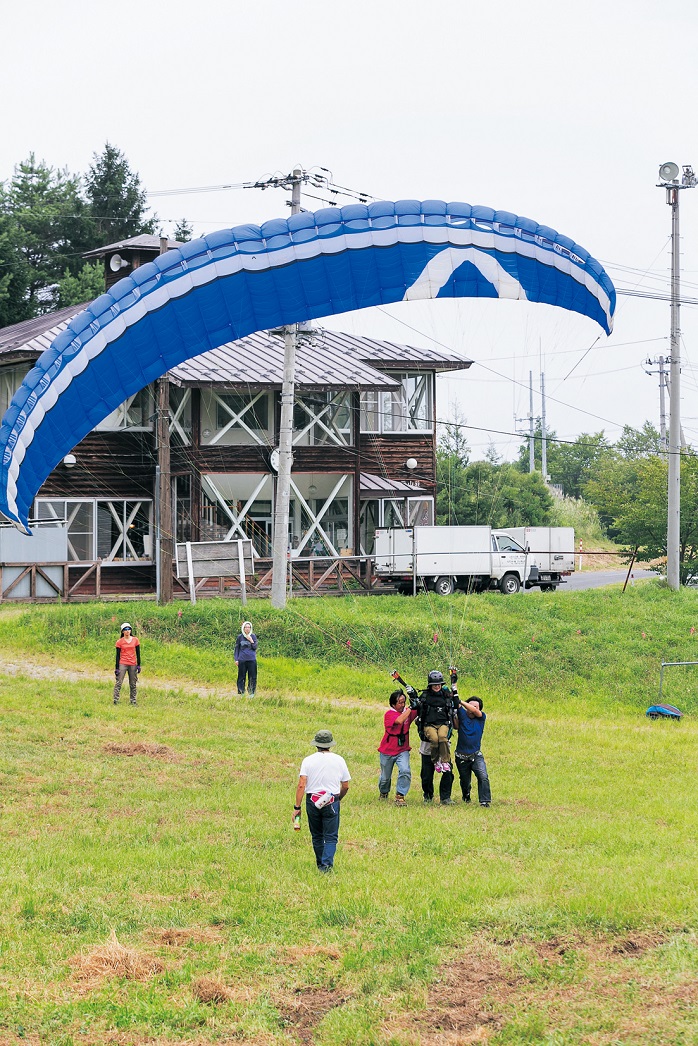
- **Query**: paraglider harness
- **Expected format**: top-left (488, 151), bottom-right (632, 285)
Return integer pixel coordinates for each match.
top-left (391, 669), bottom-right (459, 742)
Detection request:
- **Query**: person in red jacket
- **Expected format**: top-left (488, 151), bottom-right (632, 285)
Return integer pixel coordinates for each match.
top-left (378, 689), bottom-right (418, 806)
top-left (113, 622), bottom-right (141, 705)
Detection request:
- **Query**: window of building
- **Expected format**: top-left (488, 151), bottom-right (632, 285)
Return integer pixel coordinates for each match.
top-left (34, 499), bottom-right (152, 562)
top-left (169, 387), bottom-right (192, 445)
top-left (200, 390), bottom-right (271, 445)
top-left (359, 372), bottom-right (433, 433)
top-left (358, 496), bottom-right (434, 554)
top-left (0, 364), bottom-right (31, 418)
top-left (293, 391), bottom-right (352, 446)
top-left (95, 387), bottom-right (153, 431)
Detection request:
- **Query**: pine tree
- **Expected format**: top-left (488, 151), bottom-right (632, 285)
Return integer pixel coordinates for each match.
top-left (85, 142), bottom-right (155, 245)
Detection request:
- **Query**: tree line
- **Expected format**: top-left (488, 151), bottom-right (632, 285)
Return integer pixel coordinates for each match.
top-left (437, 413), bottom-right (698, 583)
top-left (0, 144), bottom-right (191, 328)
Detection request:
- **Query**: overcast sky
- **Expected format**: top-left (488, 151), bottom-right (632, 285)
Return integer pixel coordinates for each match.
top-left (3, 0), bottom-right (698, 460)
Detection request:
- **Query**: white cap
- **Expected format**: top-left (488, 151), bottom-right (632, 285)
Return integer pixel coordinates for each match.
top-left (120, 622), bottom-right (132, 631)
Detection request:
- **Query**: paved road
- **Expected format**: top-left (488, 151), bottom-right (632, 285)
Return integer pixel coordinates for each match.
top-left (527, 568), bottom-right (657, 593)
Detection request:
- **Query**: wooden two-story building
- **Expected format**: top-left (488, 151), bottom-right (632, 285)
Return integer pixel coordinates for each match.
top-left (0, 236), bottom-right (471, 594)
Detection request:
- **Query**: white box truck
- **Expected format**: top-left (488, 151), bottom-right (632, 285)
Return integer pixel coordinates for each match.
top-left (374, 525), bottom-right (574, 595)
top-left (374, 525), bottom-right (528, 595)
top-left (495, 526), bottom-right (575, 591)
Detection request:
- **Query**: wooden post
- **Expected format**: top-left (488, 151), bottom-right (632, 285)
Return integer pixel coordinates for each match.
top-left (156, 236), bottom-right (173, 603)
top-left (352, 391), bottom-right (361, 555)
top-left (237, 539), bottom-right (247, 606)
top-left (186, 541), bottom-right (196, 605)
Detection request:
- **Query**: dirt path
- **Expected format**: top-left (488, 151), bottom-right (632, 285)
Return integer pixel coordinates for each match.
top-left (0, 653), bottom-right (386, 712)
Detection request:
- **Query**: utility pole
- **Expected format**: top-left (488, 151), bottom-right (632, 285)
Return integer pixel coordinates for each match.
top-left (513, 370), bottom-right (536, 473)
top-left (657, 162), bottom-right (697, 590)
top-left (529, 371), bottom-right (535, 472)
top-left (156, 235), bottom-right (173, 603)
top-left (271, 169), bottom-right (303, 609)
top-left (644, 355), bottom-right (668, 457)
top-left (540, 371), bottom-right (548, 481)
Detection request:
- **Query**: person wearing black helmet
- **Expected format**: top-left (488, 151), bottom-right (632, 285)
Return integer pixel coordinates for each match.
top-left (419, 669), bottom-right (458, 773)
top-left (392, 668), bottom-right (459, 779)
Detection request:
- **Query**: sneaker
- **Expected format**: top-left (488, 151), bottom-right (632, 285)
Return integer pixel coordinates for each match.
top-left (423, 796), bottom-right (433, 803)
top-left (441, 762), bottom-right (451, 773)
top-left (395, 795), bottom-right (407, 807)
top-left (379, 793), bottom-right (389, 801)
top-left (435, 762), bottom-right (443, 773)
top-left (480, 802), bottom-right (490, 808)
top-left (441, 798), bottom-right (455, 806)
top-left (248, 692), bottom-right (255, 698)
top-left (464, 797), bottom-right (472, 804)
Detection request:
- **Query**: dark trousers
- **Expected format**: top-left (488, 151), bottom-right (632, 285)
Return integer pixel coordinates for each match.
top-left (421, 753), bottom-right (453, 801)
top-left (305, 795), bottom-right (340, 869)
top-left (456, 752), bottom-right (491, 804)
top-left (237, 660), bottom-right (257, 694)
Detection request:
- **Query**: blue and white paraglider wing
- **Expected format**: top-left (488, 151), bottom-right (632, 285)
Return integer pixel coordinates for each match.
top-left (0, 200), bottom-right (615, 531)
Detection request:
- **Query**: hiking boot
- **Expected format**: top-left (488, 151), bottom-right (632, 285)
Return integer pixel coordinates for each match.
top-left (379, 793), bottom-right (389, 801)
top-left (441, 798), bottom-right (455, 806)
top-left (395, 794), bottom-right (407, 807)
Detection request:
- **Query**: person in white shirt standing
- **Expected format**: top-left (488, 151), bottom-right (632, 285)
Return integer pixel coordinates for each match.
top-left (293, 730), bottom-right (351, 873)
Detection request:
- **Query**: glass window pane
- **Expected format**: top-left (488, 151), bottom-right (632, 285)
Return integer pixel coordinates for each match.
top-left (124, 502), bottom-right (151, 560)
top-left (97, 503), bottom-right (121, 560)
top-left (360, 391), bottom-right (378, 433)
top-left (67, 502), bottom-right (94, 562)
top-left (216, 393), bottom-right (268, 430)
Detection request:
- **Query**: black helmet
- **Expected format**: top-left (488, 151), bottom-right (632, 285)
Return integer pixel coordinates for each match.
top-left (427, 670), bottom-right (444, 686)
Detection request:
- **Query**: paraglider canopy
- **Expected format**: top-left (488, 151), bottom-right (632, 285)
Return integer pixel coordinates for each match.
top-left (0, 199), bottom-right (615, 532)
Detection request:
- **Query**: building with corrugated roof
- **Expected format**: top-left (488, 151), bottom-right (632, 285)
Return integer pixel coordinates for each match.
top-left (0, 235), bottom-right (470, 593)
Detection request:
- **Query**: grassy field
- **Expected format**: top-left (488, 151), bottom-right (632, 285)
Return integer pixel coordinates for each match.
top-left (0, 585), bottom-right (697, 1044)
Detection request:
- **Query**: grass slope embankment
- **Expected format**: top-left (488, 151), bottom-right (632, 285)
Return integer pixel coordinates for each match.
top-left (0, 586), bottom-right (697, 1044)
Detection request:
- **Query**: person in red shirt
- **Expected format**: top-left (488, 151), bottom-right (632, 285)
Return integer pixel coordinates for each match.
top-left (378, 689), bottom-right (418, 806)
top-left (113, 622), bottom-right (141, 705)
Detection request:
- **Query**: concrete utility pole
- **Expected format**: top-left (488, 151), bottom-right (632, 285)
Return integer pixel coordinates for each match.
top-left (540, 371), bottom-right (548, 481)
top-left (156, 235), bottom-right (173, 604)
top-left (657, 162), bottom-right (697, 590)
top-left (644, 355), bottom-right (668, 458)
top-left (529, 370), bottom-right (535, 472)
top-left (271, 169), bottom-right (303, 609)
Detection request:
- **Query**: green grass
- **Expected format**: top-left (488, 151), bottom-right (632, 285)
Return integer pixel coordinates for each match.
top-left (0, 586), bottom-right (697, 1043)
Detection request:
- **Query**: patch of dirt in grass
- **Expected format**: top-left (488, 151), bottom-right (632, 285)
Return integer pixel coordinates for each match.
top-left (191, 974), bottom-right (239, 1004)
top-left (102, 741), bottom-right (177, 759)
top-left (149, 926), bottom-right (224, 946)
top-left (611, 931), bottom-right (665, 955)
top-left (275, 987), bottom-right (348, 1044)
top-left (71, 930), bottom-right (164, 991)
top-left (389, 934), bottom-right (697, 1045)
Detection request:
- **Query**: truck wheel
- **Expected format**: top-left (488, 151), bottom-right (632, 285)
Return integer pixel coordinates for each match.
top-left (499, 573), bottom-right (521, 595)
top-left (434, 576), bottom-right (455, 596)
top-left (540, 583), bottom-right (557, 592)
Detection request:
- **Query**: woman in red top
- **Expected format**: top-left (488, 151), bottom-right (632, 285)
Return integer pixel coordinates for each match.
top-left (113, 622), bottom-right (141, 705)
top-left (378, 690), bottom-right (418, 806)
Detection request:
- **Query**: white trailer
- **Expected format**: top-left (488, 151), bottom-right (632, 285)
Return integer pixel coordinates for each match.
top-left (496, 526), bottom-right (575, 591)
top-left (374, 526), bottom-right (529, 595)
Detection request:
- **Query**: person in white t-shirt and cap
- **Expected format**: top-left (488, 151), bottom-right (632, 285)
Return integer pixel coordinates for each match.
top-left (293, 730), bottom-right (351, 873)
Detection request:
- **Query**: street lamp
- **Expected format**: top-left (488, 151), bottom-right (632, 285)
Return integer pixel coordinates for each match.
top-left (656, 162), bottom-right (697, 590)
